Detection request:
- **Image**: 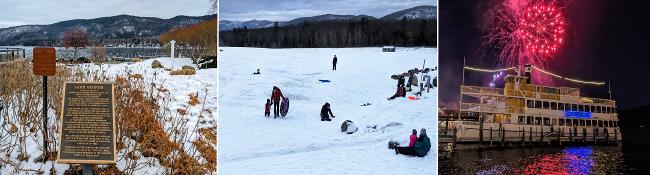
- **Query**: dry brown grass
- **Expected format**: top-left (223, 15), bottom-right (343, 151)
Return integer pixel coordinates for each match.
top-left (1, 60), bottom-right (217, 174)
top-left (188, 93), bottom-right (200, 106)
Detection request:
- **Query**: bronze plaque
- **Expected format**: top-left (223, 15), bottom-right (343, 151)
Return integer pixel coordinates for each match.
top-left (33, 47), bottom-right (56, 76)
top-left (57, 82), bottom-right (116, 164)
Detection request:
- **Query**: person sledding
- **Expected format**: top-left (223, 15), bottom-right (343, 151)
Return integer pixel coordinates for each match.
top-left (388, 84), bottom-right (406, 100)
top-left (320, 102), bottom-right (335, 121)
top-left (391, 128), bottom-right (431, 157)
top-left (264, 99), bottom-right (272, 117)
top-left (271, 86), bottom-right (285, 118)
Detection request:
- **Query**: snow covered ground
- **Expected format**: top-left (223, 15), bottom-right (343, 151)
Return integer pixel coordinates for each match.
top-left (218, 47), bottom-right (438, 174)
top-left (0, 57), bottom-right (217, 174)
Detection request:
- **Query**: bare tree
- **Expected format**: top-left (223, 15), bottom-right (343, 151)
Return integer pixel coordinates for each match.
top-left (91, 47), bottom-right (105, 63)
top-left (62, 28), bottom-right (90, 60)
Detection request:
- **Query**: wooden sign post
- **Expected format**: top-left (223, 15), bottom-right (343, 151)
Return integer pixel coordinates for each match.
top-left (33, 47), bottom-right (56, 163)
top-left (57, 82), bottom-right (117, 174)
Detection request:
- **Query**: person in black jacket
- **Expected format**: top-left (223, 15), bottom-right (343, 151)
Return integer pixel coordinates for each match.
top-left (394, 128), bottom-right (431, 157)
top-left (397, 75), bottom-right (405, 87)
top-left (321, 102), bottom-right (335, 121)
top-left (332, 55), bottom-right (338, 70)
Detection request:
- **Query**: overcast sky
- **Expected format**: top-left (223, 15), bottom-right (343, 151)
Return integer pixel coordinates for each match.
top-left (0, 0), bottom-right (214, 28)
top-left (220, 0), bottom-right (436, 21)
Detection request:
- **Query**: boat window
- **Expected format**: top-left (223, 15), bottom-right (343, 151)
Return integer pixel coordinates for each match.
top-left (585, 105), bottom-right (591, 112)
top-left (613, 108), bottom-right (617, 114)
top-left (544, 118), bottom-right (550, 126)
top-left (606, 107), bottom-right (611, 114)
top-left (551, 102), bottom-right (557, 110)
top-left (535, 101), bottom-right (542, 108)
top-left (558, 103), bottom-right (565, 110)
top-left (598, 120), bottom-right (604, 127)
top-left (527, 100), bottom-right (535, 108)
top-left (518, 116), bottom-right (525, 124)
top-left (572, 104), bottom-right (577, 111)
top-left (579, 119), bottom-right (585, 126)
top-left (552, 118), bottom-right (558, 125)
top-left (596, 106), bottom-right (601, 113)
top-left (615, 121), bottom-right (618, 127)
top-left (535, 117), bottom-right (542, 125)
top-left (574, 119), bottom-right (579, 126)
top-left (586, 120), bottom-right (592, 127)
top-left (559, 119), bottom-right (565, 126)
top-left (566, 119), bottom-right (572, 126)
top-left (527, 116), bottom-right (534, 125)
top-left (578, 105), bottom-right (584, 112)
top-left (591, 105), bottom-right (596, 112)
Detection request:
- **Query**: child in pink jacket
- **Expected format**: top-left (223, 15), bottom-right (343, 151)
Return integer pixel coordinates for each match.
top-left (409, 129), bottom-right (418, 147)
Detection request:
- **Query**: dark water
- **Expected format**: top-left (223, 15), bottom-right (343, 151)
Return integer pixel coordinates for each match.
top-left (439, 144), bottom-right (650, 175)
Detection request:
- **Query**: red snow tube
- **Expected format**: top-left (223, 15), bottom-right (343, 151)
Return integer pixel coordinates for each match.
top-left (408, 96), bottom-right (418, 100)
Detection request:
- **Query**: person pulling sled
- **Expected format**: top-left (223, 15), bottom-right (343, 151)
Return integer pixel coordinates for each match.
top-left (271, 86), bottom-right (285, 118)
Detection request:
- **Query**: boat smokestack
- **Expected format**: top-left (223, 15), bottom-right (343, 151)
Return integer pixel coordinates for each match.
top-left (524, 64), bottom-right (532, 84)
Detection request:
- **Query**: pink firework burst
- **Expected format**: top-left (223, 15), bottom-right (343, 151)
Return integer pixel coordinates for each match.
top-left (483, 0), bottom-right (567, 69)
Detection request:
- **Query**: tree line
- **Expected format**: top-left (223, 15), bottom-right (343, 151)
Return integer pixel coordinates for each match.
top-left (219, 18), bottom-right (437, 48)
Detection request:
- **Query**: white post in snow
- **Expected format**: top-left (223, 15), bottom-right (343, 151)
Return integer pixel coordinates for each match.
top-left (170, 40), bottom-right (176, 69)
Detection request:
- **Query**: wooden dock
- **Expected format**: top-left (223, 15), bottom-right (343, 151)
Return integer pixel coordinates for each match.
top-left (439, 126), bottom-right (620, 148)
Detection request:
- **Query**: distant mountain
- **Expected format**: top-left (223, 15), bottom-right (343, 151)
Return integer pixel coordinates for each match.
top-left (282, 14), bottom-right (377, 26)
top-left (0, 14), bottom-right (217, 46)
top-left (380, 5), bottom-right (436, 21)
top-left (219, 20), bottom-right (273, 31)
top-left (220, 5), bottom-right (436, 31)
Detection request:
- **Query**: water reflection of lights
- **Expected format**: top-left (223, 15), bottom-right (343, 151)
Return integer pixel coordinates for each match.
top-left (509, 147), bottom-right (593, 175)
top-left (564, 147), bottom-right (593, 174)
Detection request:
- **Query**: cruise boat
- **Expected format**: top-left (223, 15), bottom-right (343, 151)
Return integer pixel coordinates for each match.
top-left (440, 64), bottom-right (620, 144)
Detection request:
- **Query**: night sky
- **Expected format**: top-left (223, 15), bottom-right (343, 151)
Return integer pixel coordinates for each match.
top-left (439, 0), bottom-right (650, 110)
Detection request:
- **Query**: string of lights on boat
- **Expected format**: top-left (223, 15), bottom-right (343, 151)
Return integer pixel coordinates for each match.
top-left (463, 66), bottom-right (606, 86)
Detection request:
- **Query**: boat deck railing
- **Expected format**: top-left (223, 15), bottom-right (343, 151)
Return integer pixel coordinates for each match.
top-left (461, 85), bottom-right (616, 106)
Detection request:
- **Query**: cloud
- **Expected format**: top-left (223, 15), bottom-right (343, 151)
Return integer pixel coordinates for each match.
top-left (0, 0), bottom-right (213, 28)
top-left (220, 0), bottom-right (436, 21)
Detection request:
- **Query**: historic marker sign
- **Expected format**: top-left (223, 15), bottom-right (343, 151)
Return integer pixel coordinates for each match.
top-left (57, 82), bottom-right (116, 164)
top-left (33, 47), bottom-right (56, 76)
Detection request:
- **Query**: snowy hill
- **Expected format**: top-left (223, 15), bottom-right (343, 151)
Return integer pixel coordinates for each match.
top-left (380, 5), bottom-right (437, 21)
top-left (0, 14), bottom-right (216, 45)
top-left (219, 20), bottom-right (274, 31)
top-left (218, 47), bottom-right (437, 174)
top-left (282, 14), bottom-right (377, 26)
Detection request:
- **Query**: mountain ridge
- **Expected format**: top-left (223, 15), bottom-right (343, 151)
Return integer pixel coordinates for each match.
top-left (0, 14), bottom-right (217, 46)
top-left (219, 5), bottom-right (436, 31)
